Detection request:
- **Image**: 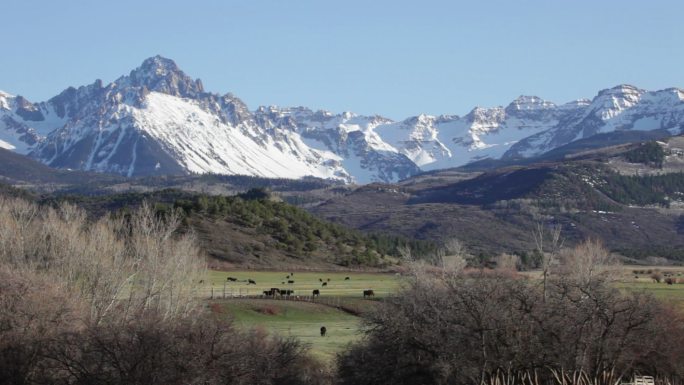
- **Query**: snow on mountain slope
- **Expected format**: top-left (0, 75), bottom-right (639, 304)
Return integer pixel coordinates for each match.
top-left (26, 56), bottom-right (352, 181)
top-left (0, 91), bottom-right (69, 153)
top-left (373, 96), bottom-right (584, 170)
top-left (504, 85), bottom-right (684, 159)
top-left (254, 106), bottom-right (420, 182)
top-left (134, 92), bottom-right (348, 180)
top-left (2, 56), bottom-right (684, 184)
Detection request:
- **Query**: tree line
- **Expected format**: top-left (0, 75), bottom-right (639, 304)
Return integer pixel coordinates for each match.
top-left (167, 188), bottom-right (440, 266)
top-left (624, 141), bottom-right (666, 168)
top-left (598, 172), bottom-right (684, 207)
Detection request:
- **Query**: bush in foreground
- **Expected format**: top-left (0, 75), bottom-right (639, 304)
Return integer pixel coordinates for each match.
top-left (337, 268), bottom-right (684, 385)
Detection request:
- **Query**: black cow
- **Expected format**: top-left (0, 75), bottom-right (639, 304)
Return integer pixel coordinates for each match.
top-left (288, 280), bottom-right (295, 284)
top-left (263, 290), bottom-right (272, 296)
top-left (327, 278), bottom-right (331, 282)
top-left (322, 282), bottom-right (327, 287)
top-left (226, 277), bottom-right (238, 282)
top-left (319, 278), bottom-right (323, 282)
top-left (247, 279), bottom-right (256, 285)
top-left (344, 276), bottom-right (350, 280)
top-left (320, 326), bottom-right (327, 337)
top-left (281, 289), bottom-right (294, 296)
top-left (312, 289), bottom-right (320, 297)
top-left (270, 288), bottom-right (281, 295)
top-left (363, 289), bottom-right (375, 298)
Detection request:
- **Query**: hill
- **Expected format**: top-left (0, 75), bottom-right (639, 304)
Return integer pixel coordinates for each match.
top-left (29, 188), bottom-right (437, 269)
top-left (310, 138), bottom-right (684, 262)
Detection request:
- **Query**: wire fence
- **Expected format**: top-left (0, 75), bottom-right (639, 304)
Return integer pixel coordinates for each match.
top-left (197, 283), bottom-right (390, 315)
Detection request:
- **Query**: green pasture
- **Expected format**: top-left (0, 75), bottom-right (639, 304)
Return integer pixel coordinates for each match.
top-left (203, 267), bottom-right (684, 363)
top-left (212, 299), bottom-right (364, 363)
top-left (205, 270), bottom-right (403, 299)
top-left (204, 270), bottom-right (403, 364)
top-left (617, 280), bottom-right (684, 310)
top-left (615, 267), bottom-right (684, 309)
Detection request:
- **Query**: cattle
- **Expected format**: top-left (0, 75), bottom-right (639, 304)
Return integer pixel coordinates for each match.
top-left (199, 280), bottom-right (204, 284)
top-left (286, 275), bottom-right (290, 279)
top-left (320, 326), bottom-right (327, 337)
top-left (322, 282), bottom-right (327, 287)
top-left (281, 281), bottom-right (285, 284)
top-left (363, 289), bottom-right (375, 298)
top-left (312, 289), bottom-right (320, 297)
top-left (263, 290), bottom-right (272, 296)
top-left (327, 278), bottom-right (331, 282)
top-left (281, 289), bottom-right (294, 296)
top-left (344, 276), bottom-right (350, 280)
top-left (247, 279), bottom-right (256, 285)
top-left (288, 280), bottom-right (295, 284)
top-left (319, 278), bottom-right (323, 282)
top-left (226, 277), bottom-right (238, 282)
top-left (270, 288), bottom-right (281, 295)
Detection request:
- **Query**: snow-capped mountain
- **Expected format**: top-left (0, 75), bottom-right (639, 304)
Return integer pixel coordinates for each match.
top-left (504, 85), bottom-right (684, 159)
top-left (1, 56), bottom-right (683, 184)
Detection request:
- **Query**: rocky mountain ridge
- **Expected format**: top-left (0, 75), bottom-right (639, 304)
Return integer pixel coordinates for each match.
top-left (1, 56), bottom-right (683, 183)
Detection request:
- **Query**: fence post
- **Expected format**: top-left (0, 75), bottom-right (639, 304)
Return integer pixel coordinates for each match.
top-left (211, 286), bottom-right (214, 300)
top-left (223, 282), bottom-right (226, 299)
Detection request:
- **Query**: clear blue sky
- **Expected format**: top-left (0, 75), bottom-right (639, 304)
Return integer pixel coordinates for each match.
top-left (2, 0), bottom-right (682, 119)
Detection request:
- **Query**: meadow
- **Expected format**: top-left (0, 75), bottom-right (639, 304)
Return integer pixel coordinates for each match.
top-left (205, 270), bottom-right (404, 364)
top-left (205, 270), bottom-right (404, 298)
top-left (205, 266), bottom-right (684, 364)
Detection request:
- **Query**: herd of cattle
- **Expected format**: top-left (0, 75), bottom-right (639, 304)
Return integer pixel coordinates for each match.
top-left (224, 274), bottom-right (376, 299)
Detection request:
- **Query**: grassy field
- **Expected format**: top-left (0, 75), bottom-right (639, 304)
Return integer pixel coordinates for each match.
top-left (204, 270), bottom-right (404, 298)
top-left (205, 270), bottom-right (403, 364)
top-left (204, 266), bottom-right (684, 364)
top-left (212, 299), bottom-right (363, 363)
top-left (616, 267), bottom-right (684, 310)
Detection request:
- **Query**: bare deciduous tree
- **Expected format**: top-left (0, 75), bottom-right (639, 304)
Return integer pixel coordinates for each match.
top-left (495, 252), bottom-right (520, 271)
top-left (533, 221), bottom-right (563, 301)
top-left (560, 238), bottom-right (618, 287)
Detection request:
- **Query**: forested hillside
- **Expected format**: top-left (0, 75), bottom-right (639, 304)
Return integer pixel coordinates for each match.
top-left (2, 185), bottom-right (436, 268)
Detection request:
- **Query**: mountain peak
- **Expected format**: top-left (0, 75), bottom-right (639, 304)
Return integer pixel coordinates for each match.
top-left (596, 84), bottom-right (643, 97)
top-left (139, 55), bottom-right (180, 75)
top-left (506, 95), bottom-right (556, 112)
top-left (122, 55), bottom-right (204, 98)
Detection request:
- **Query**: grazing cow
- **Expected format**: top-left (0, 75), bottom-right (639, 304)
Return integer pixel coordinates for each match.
top-left (345, 277), bottom-right (350, 280)
top-left (247, 279), bottom-right (256, 285)
top-left (322, 282), bottom-right (327, 287)
top-left (199, 280), bottom-right (204, 284)
top-left (666, 278), bottom-right (675, 285)
top-left (286, 275), bottom-right (290, 279)
top-left (282, 281), bottom-right (285, 284)
top-left (281, 289), bottom-right (294, 296)
top-left (226, 277), bottom-right (238, 282)
top-left (327, 278), bottom-right (331, 282)
top-left (263, 290), bottom-right (272, 296)
top-left (319, 278), bottom-right (323, 282)
top-left (288, 280), bottom-right (295, 284)
top-left (270, 288), bottom-right (281, 295)
top-left (320, 326), bottom-right (327, 337)
top-left (363, 289), bottom-right (375, 298)
top-left (312, 289), bottom-right (320, 297)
